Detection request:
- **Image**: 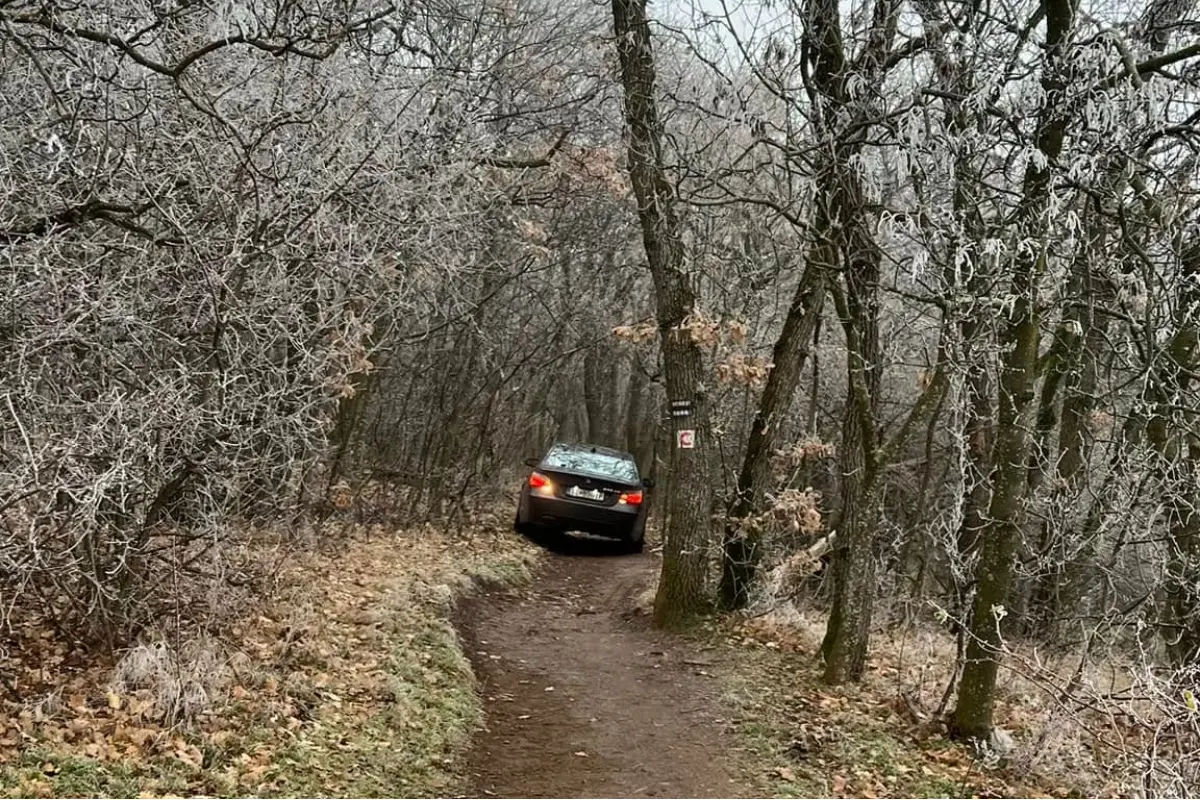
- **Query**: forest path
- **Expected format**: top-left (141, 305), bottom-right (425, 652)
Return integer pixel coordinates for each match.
top-left (457, 535), bottom-right (749, 798)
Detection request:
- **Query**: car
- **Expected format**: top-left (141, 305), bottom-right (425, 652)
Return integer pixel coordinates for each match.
top-left (514, 442), bottom-right (654, 553)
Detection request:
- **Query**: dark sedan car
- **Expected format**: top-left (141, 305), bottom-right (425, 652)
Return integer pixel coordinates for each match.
top-left (514, 442), bottom-right (654, 553)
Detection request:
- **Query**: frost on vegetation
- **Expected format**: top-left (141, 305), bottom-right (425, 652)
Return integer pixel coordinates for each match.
top-left (0, 0), bottom-right (604, 651)
top-left (1, 0), bottom-right (1200, 795)
top-left (108, 638), bottom-right (229, 726)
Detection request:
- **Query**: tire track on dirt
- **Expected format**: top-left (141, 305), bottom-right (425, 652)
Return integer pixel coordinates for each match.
top-left (457, 538), bottom-right (747, 798)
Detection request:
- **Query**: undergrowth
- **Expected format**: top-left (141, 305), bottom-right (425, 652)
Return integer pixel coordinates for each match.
top-left (717, 601), bottom-right (1170, 799)
top-left (0, 522), bottom-right (537, 798)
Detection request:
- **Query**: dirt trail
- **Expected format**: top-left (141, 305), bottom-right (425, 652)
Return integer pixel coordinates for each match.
top-left (458, 536), bottom-right (748, 799)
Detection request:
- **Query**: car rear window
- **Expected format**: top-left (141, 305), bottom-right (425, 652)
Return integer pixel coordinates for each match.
top-left (543, 445), bottom-right (639, 483)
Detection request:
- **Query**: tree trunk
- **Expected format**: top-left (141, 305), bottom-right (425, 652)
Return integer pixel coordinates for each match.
top-left (955, 320), bottom-right (994, 565)
top-left (1026, 199), bottom-right (1112, 637)
top-left (801, 0), bottom-right (909, 681)
top-left (820, 193), bottom-right (884, 684)
top-left (718, 253), bottom-right (826, 609)
top-left (951, 297), bottom-right (1041, 739)
top-left (625, 356), bottom-right (647, 456)
top-left (914, 0), bottom-right (995, 619)
top-left (1146, 237), bottom-right (1200, 666)
top-left (951, 0), bottom-right (1076, 743)
top-left (583, 344), bottom-right (606, 444)
top-left (612, 0), bottom-right (713, 627)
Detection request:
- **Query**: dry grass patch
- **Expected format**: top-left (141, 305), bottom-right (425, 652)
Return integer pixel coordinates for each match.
top-left (722, 601), bottom-right (1199, 798)
top-left (0, 523), bottom-right (537, 798)
top-left (718, 610), bottom-right (1072, 799)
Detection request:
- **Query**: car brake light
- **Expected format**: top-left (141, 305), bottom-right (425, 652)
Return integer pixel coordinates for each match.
top-left (619, 490), bottom-right (643, 505)
top-left (529, 472), bottom-right (554, 494)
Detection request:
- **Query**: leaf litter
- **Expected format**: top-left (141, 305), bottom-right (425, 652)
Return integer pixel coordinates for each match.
top-left (0, 522), bottom-right (536, 798)
top-left (720, 614), bottom-right (1077, 799)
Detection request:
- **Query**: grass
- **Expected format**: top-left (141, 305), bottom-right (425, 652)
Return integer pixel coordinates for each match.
top-left (264, 598), bottom-right (492, 796)
top-left (721, 595), bottom-right (1200, 798)
top-left (2, 751), bottom-right (193, 798)
top-left (0, 524), bottom-right (538, 798)
top-left (714, 619), bottom-right (1054, 799)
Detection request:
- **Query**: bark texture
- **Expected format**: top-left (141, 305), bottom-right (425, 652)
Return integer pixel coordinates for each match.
top-left (612, 0), bottom-right (713, 627)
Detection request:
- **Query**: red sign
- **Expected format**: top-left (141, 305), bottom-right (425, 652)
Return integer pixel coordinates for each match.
top-left (676, 429), bottom-right (695, 449)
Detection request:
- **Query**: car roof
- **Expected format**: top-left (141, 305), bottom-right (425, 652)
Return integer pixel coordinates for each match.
top-left (549, 441), bottom-right (636, 461)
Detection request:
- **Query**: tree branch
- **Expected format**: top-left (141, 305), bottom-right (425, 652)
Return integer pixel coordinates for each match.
top-left (0, 198), bottom-right (173, 248)
top-left (1090, 41), bottom-right (1200, 93)
top-left (474, 129), bottom-right (570, 169)
top-left (5, 5), bottom-right (398, 77)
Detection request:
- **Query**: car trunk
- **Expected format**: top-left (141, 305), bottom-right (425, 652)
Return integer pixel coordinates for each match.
top-left (539, 468), bottom-right (637, 507)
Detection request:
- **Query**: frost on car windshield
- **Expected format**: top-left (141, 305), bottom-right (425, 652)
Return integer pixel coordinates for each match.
top-left (543, 445), bottom-right (639, 483)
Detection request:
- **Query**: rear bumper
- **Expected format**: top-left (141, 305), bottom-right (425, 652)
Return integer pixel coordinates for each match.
top-left (527, 494), bottom-right (641, 539)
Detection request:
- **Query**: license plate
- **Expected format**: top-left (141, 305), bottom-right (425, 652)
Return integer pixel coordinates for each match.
top-left (567, 486), bottom-right (604, 501)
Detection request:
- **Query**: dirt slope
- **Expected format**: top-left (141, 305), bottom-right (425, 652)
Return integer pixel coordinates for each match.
top-left (458, 536), bottom-right (748, 799)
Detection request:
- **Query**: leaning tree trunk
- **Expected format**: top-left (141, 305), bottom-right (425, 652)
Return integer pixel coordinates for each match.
top-left (612, 0), bottom-right (713, 627)
top-left (951, 0), bottom-right (1076, 743)
top-left (718, 242), bottom-right (826, 609)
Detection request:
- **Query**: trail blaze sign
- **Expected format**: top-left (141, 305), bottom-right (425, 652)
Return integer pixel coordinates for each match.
top-left (676, 429), bottom-right (695, 449)
top-left (669, 399), bottom-right (692, 418)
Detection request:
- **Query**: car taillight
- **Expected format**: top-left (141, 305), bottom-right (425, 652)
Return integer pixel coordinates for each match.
top-left (619, 490), bottom-right (643, 505)
top-left (529, 472), bottom-right (553, 494)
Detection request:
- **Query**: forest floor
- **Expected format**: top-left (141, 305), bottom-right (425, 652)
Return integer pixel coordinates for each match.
top-left (458, 534), bottom-right (744, 798)
top-left (0, 521), bottom-right (537, 798)
top-left (1, 519), bottom-right (1076, 799)
top-left (460, 534), bottom-right (1065, 800)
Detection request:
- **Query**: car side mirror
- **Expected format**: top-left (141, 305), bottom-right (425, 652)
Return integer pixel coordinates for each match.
top-left (642, 477), bottom-right (655, 489)
top-left (524, 457), bottom-right (540, 468)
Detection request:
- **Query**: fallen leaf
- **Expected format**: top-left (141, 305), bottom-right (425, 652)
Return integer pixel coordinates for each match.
top-left (105, 691), bottom-right (122, 710)
top-left (128, 697), bottom-right (154, 717)
top-left (23, 779), bottom-right (53, 799)
top-left (774, 766), bottom-right (797, 782)
top-left (209, 729), bottom-right (234, 746)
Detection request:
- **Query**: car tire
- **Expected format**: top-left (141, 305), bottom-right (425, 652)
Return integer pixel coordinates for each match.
top-left (621, 524), bottom-right (646, 555)
top-left (514, 492), bottom-right (535, 536)
top-left (514, 515), bottom-right (541, 539)
top-left (514, 505), bottom-right (551, 543)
